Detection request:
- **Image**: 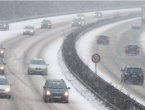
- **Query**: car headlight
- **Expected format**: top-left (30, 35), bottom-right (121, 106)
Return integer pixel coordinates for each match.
top-left (23, 30), bottom-right (26, 32)
top-left (99, 14), bottom-right (101, 16)
top-left (48, 23), bottom-right (51, 25)
top-left (4, 25), bottom-right (6, 28)
top-left (5, 88), bottom-right (10, 92)
top-left (0, 66), bottom-right (4, 69)
top-left (79, 22), bottom-right (81, 24)
top-left (64, 92), bottom-right (69, 96)
top-left (46, 91), bottom-right (51, 95)
top-left (30, 68), bottom-right (35, 70)
top-left (42, 68), bottom-right (46, 70)
top-left (0, 50), bottom-right (4, 53)
top-left (72, 22), bottom-right (73, 24)
top-left (31, 30), bottom-right (34, 32)
top-left (81, 17), bottom-right (84, 19)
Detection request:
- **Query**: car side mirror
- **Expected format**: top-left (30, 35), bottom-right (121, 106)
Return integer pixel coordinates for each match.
top-left (43, 86), bottom-right (46, 88)
top-left (67, 87), bottom-right (70, 89)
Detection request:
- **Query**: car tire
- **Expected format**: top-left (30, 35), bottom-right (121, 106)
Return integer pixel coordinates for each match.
top-left (65, 99), bottom-right (68, 103)
top-left (28, 69), bottom-right (31, 75)
top-left (6, 95), bottom-right (11, 99)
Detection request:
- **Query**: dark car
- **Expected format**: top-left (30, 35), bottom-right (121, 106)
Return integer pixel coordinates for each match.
top-left (131, 21), bottom-right (142, 28)
top-left (0, 22), bottom-right (9, 31)
top-left (41, 20), bottom-right (52, 28)
top-left (0, 59), bottom-right (6, 74)
top-left (28, 58), bottom-right (48, 75)
top-left (0, 45), bottom-right (5, 58)
top-left (43, 79), bottom-right (70, 103)
top-left (94, 12), bottom-right (102, 17)
top-left (76, 14), bottom-right (85, 20)
top-left (125, 45), bottom-right (139, 55)
top-left (121, 66), bottom-right (144, 85)
top-left (97, 35), bottom-right (109, 45)
top-left (72, 19), bottom-right (82, 27)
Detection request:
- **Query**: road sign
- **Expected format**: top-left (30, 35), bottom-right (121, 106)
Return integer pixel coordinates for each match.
top-left (91, 54), bottom-right (100, 63)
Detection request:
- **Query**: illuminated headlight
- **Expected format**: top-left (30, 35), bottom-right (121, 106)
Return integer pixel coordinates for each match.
top-left (94, 14), bottom-right (96, 16)
top-left (23, 30), bottom-right (26, 32)
top-left (81, 17), bottom-right (84, 19)
top-left (98, 14), bottom-right (101, 16)
top-left (72, 22), bottom-right (73, 24)
top-left (4, 25), bottom-right (6, 28)
top-left (79, 22), bottom-right (81, 24)
top-left (0, 50), bottom-right (4, 53)
top-left (31, 30), bottom-right (34, 32)
top-left (46, 91), bottom-right (51, 95)
top-left (64, 92), bottom-right (69, 96)
top-left (0, 66), bottom-right (4, 69)
top-left (5, 88), bottom-right (10, 92)
top-left (48, 24), bottom-right (51, 25)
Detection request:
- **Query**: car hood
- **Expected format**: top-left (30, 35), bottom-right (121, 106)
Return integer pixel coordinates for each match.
top-left (29, 64), bottom-right (47, 68)
top-left (0, 85), bottom-right (10, 90)
top-left (47, 88), bottom-right (67, 93)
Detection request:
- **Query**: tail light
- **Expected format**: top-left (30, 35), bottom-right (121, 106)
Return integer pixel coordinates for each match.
top-left (137, 48), bottom-right (139, 51)
top-left (97, 39), bottom-right (100, 41)
top-left (139, 24), bottom-right (141, 26)
top-left (126, 48), bottom-right (129, 50)
top-left (106, 39), bottom-right (109, 41)
top-left (132, 24), bottom-right (133, 25)
top-left (125, 73), bottom-right (129, 75)
top-left (139, 73), bottom-right (144, 76)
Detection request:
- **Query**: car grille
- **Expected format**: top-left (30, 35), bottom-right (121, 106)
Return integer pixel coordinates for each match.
top-left (0, 89), bottom-right (4, 91)
top-left (52, 93), bottom-right (62, 96)
top-left (36, 68), bottom-right (41, 70)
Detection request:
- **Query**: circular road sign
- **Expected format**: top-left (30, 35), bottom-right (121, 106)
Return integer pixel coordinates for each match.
top-left (91, 54), bottom-right (100, 63)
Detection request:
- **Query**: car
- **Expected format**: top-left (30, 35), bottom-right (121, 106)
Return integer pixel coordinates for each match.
top-left (41, 20), bottom-right (52, 28)
top-left (27, 58), bottom-right (48, 75)
top-left (97, 35), bottom-right (109, 45)
top-left (43, 79), bottom-right (70, 103)
top-left (94, 12), bottom-right (102, 17)
top-left (121, 66), bottom-right (144, 85)
top-left (0, 45), bottom-right (5, 58)
top-left (76, 14), bottom-right (85, 20)
top-left (23, 26), bottom-right (35, 35)
top-left (0, 22), bottom-right (9, 31)
top-left (0, 76), bottom-right (11, 98)
top-left (0, 59), bottom-right (6, 74)
top-left (125, 44), bottom-right (139, 55)
top-left (131, 21), bottom-right (142, 28)
top-left (72, 19), bottom-right (82, 27)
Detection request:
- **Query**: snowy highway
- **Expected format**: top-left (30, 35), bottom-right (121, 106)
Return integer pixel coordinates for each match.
top-left (0, 8), bottom-right (142, 110)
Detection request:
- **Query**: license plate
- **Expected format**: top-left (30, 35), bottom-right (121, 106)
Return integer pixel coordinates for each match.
top-left (132, 75), bottom-right (137, 77)
top-left (53, 96), bottom-right (61, 98)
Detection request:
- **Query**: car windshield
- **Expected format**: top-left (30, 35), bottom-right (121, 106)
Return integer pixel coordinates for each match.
top-left (95, 12), bottom-right (101, 14)
top-left (30, 60), bottom-right (46, 65)
top-left (42, 20), bottom-right (51, 23)
top-left (0, 78), bottom-right (9, 85)
top-left (128, 45), bottom-right (138, 48)
top-left (0, 59), bottom-right (4, 64)
top-left (47, 81), bottom-right (67, 89)
top-left (127, 68), bottom-right (142, 74)
top-left (0, 45), bottom-right (3, 49)
top-left (73, 19), bottom-right (81, 22)
top-left (24, 26), bottom-right (34, 29)
top-left (77, 14), bottom-right (83, 16)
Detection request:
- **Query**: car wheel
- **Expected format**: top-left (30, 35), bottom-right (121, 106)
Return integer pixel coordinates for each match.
top-left (28, 69), bottom-right (31, 75)
top-left (6, 95), bottom-right (11, 99)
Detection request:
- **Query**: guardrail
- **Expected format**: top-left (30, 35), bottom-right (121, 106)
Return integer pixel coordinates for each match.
top-left (62, 13), bottom-right (145, 110)
top-left (1, 6), bottom-right (140, 23)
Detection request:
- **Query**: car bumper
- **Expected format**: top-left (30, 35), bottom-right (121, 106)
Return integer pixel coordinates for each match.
top-left (0, 91), bottom-right (10, 96)
top-left (29, 69), bottom-right (47, 74)
top-left (45, 94), bottom-right (68, 101)
top-left (23, 32), bottom-right (34, 35)
top-left (41, 25), bottom-right (51, 28)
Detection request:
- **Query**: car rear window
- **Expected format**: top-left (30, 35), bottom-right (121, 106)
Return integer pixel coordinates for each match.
top-left (128, 45), bottom-right (138, 48)
top-left (99, 36), bottom-right (107, 38)
top-left (47, 81), bottom-right (67, 89)
top-left (127, 68), bottom-right (142, 74)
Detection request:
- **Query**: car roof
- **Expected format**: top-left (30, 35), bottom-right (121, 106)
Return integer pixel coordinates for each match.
top-left (31, 58), bottom-right (44, 61)
top-left (24, 26), bottom-right (34, 28)
top-left (126, 66), bottom-right (141, 68)
top-left (48, 79), bottom-right (64, 82)
top-left (127, 44), bottom-right (138, 46)
top-left (98, 35), bottom-right (108, 37)
top-left (0, 76), bottom-right (6, 79)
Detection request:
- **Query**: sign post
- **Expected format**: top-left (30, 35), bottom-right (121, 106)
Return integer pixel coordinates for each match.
top-left (91, 54), bottom-right (100, 75)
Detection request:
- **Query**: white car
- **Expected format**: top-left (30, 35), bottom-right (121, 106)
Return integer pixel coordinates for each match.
top-left (23, 26), bottom-right (35, 35)
top-left (0, 76), bottom-right (11, 98)
top-left (28, 58), bottom-right (48, 75)
top-left (131, 21), bottom-right (142, 28)
top-left (76, 14), bottom-right (85, 20)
